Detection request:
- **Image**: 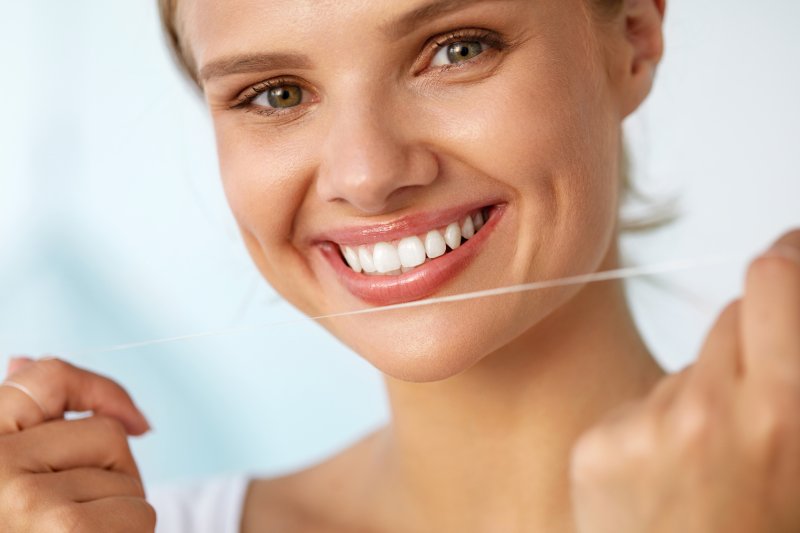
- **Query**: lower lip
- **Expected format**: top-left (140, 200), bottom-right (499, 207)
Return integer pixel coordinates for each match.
top-left (318, 205), bottom-right (506, 306)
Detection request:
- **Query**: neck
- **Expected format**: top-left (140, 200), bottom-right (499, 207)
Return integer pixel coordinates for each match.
top-left (374, 256), bottom-right (665, 532)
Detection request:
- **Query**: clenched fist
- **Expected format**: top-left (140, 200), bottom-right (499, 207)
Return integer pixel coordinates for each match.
top-left (571, 230), bottom-right (800, 533)
top-left (0, 357), bottom-right (154, 532)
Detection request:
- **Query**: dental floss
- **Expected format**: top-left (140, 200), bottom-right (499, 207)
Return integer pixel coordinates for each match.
top-left (64, 253), bottom-right (740, 358)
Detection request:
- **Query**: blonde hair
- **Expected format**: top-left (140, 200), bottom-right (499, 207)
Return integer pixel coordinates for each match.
top-left (158, 0), bottom-right (199, 86)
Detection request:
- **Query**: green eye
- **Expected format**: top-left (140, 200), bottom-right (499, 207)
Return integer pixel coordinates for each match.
top-left (432, 40), bottom-right (486, 67)
top-left (448, 41), bottom-right (483, 63)
top-left (263, 85), bottom-right (303, 108)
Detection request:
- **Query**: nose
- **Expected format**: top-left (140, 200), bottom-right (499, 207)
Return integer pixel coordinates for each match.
top-left (315, 100), bottom-right (438, 214)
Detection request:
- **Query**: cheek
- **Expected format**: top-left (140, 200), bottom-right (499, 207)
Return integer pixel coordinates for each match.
top-left (216, 121), bottom-right (302, 231)
top-left (418, 38), bottom-right (620, 278)
top-left (213, 119), bottom-right (321, 310)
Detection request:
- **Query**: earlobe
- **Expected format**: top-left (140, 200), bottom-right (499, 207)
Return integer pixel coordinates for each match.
top-left (620, 0), bottom-right (666, 117)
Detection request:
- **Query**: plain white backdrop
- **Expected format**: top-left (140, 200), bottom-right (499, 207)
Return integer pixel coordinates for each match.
top-left (0, 1), bottom-right (798, 488)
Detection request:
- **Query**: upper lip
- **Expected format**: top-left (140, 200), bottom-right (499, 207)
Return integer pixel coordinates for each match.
top-left (310, 199), bottom-right (503, 247)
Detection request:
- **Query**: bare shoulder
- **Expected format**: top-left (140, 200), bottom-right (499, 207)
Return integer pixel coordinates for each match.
top-left (240, 428), bottom-right (388, 533)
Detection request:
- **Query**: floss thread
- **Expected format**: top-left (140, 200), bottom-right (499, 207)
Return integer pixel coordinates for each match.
top-left (65, 253), bottom-right (740, 358)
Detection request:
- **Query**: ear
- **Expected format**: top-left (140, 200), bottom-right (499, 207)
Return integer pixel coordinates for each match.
top-left (617, 0), bottom-right (666, 117)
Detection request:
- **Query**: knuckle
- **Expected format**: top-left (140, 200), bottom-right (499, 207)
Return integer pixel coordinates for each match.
top-left (0, 437), bottom-right (16, 464)
top-left (41, 503), bottom-right (84, 533)
top-left (571, 428), bottom-right (617, 483)
top-left (670, 395), bottom-right (713, 451)
top-left (571, 406), bottom-right (658, 483)
top-left (622, 415), bottom-right (660, 459)
top-left (36, 357), bottom-right (72, 379)
top-left (138, 500), bottom-right (158, 529)
top-left (2, 475), bottom-right (41, 515)
top-left (747, 397), bottom-right (799, 456)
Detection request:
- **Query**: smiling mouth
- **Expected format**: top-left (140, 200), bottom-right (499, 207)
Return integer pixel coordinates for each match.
top-left (335, 207), bottom-right (492, 275)
top-left (315, 202), bottom-right (505, 306)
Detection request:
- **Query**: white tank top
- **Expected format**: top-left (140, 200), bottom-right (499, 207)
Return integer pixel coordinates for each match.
top-left (148, 475), bottom-right (250, 533)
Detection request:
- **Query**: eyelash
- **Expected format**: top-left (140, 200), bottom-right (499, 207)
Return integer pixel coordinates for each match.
top-left (231, 76), bottom-right (301, 116)
top-left (230, 28), bottom-right (507, 117)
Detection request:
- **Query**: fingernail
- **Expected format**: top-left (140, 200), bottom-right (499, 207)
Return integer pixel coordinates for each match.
top-left (7, 356), bottom-right (34, 374)
top-left (764, 244), bottom-right (800, 266)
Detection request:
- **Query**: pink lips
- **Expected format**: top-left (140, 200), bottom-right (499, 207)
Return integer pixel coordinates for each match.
top-left (317, 203), bottom-right (506, 306)
top-left (312, 200), bottom-right (503, 247)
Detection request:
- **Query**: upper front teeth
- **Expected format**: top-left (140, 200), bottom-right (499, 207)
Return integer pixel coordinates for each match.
top-left (397, 236), bottom-right (426, 268)
top-left (372, 242), bottom-right (402, 273)
top-left (444, 222), bottom-right (461, 250)
top-left (338, 209), bottom-right (488, 276)
top-left (358, 246), bottom-right (376, 273)
top-left (424, 230), bottom-right (446, 259)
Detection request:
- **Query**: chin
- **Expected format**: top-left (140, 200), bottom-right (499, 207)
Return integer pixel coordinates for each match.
top-left (321, 289), bottom-right (558, 383)
top-left (290, 189), bottom-right (617, 382)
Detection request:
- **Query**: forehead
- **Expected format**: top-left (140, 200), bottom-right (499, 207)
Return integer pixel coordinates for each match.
top-left (182, 0), bottom-right (521, 71)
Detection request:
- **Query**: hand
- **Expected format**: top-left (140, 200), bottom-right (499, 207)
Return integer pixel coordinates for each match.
top-left (570, 230), bottom-right (800, 533)
top-left (0, 357), bottom-right (155, 532)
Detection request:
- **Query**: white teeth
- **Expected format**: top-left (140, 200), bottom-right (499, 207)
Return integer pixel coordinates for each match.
top-left (444, 222), bottom-right (462, 250)
top-left (340, 209), bottom-right (489, 274)
top-left (424, 230), bottom-right (446, 259)
top-left (398, 236), bottom-right (426, 268)
top-left (473, 211), bottom-right (484, 231)
top-left (461, 216), bottom-right (475, 239)
top-left (372, 242), bottom-right (402, 273)
top-left (341, 245), bottom-right (362, 273)
top-left (358, 245), bottom-right (376, 273)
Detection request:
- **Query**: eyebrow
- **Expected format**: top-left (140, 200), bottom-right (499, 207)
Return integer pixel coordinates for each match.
top-left (200, 0), bottom-right (504, 82)
top-left (200, 52), bottom-right (313, 82)
top-left (382, 0), bottom-right (506, 40)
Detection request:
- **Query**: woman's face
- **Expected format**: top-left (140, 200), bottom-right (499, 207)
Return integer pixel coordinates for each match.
top-left (183, 0), bottom-right (641, 381)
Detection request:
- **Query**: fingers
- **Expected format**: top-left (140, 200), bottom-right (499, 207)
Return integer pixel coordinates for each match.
top-left (645, 365), bottom-right (692, 412)
top-left (8, 416), bottom-right (141, 480)
top-left (16, 468), bottom-right (145, 504)
top-left (0, 358), bottom-right (150, 436)
top-left (741, 230), bottom-right (800, 384)
top-left (6, 356), bottom-right (35, 375)
top-left (74, 497), bottom-right (157, 533)
top-left (35, 498), bottom-right (156, 533)
top-left (691, 300), bottom-right (742, 387)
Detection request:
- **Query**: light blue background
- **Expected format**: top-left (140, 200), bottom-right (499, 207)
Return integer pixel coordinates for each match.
top-left (1, 1), bottom-right (798, 489)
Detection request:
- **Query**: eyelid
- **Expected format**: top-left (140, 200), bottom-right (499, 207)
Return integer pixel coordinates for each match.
top-left (229, 28), bottom-right (508, 117)
top-left (229, 76), bottom-right (311, 115)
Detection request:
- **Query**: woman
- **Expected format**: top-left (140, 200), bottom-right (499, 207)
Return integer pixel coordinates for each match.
top-left (1, 0), bottom-right (798, 531)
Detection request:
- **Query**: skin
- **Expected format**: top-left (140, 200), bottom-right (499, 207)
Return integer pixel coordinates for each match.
top-left (192, 0), bottom-right (634, 382)
top-left (0, 358), bottom-right (154, 532)
top-left (1, 0), bottom-right (798, 532)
